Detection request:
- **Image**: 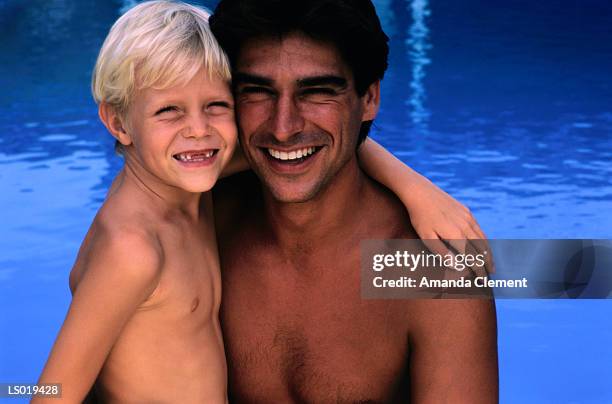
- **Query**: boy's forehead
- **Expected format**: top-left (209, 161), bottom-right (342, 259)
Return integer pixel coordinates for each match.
top-left (131, 69), bottom-right (231, 106)
top-left (236, 33), bottom-right (351, 82)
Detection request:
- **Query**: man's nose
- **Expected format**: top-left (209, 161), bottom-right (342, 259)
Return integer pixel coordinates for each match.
top-left (269, 94), bottom-right (305, 142)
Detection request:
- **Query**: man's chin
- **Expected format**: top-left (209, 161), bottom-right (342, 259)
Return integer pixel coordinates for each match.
top-left (263, 180), bottom-right (321, 204)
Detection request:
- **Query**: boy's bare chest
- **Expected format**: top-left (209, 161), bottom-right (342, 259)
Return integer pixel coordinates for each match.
top-left (94, 218), bottom-right (227, 402)
top-left (221, 249), bottom-right (411, 403)
top-left (152, 222), bottom-right (222, 316)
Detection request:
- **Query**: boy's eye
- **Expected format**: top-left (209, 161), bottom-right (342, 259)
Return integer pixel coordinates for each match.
top-left (209, 101), bottom-right (232, 109)
top-left (154, 105), bottom-right (179, 115)
top-left (207, 101), bottom-right (233, 114)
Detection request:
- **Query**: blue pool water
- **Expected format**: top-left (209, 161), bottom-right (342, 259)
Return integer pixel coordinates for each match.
top-left (1, 1), bottom-right (611, 402)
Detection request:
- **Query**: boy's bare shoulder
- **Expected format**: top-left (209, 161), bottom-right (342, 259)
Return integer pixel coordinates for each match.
top-left (70, 198), bottom-right (163, 297)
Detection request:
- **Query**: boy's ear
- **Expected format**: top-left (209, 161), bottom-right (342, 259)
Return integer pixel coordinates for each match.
top-left (98, 103), bottom-right (132, 146)
top-left (362, 80), bottom-right (381, 122)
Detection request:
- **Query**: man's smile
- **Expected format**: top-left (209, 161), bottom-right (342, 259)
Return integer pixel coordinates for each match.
top-left (259, 145), bottom-right (324, 172)
top-left (266, 146), bottom-right (321, 161)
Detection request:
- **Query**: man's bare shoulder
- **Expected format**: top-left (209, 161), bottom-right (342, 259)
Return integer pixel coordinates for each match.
top-left (361, 175), bottom-right (419, 239)
top-left (406, 298), bottom-right (498, 402)
top-left (408, 298), bottom-right (497, 334)
top-left (69, 198), bottom-right (163, 297)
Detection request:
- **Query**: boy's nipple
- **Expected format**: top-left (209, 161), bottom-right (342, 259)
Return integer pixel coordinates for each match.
top-left (190, 297), bottom-right (200, 312)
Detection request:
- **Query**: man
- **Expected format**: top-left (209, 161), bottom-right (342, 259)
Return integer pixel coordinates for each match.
top-left (210, 0), bottom-right (498, 402)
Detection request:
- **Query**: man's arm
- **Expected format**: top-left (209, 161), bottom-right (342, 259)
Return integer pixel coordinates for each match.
top-left (409, 299), bottom-right (498, 403)
top-left (34, 229), bottom-right (162, 403)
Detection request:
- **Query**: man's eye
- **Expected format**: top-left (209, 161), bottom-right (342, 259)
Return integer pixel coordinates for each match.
top-left (155, 106), bottom-right (178, 115)
top-left (301, 88), bottom-right (337, 96)
top-left (239, 86), bottom-right (273, 95)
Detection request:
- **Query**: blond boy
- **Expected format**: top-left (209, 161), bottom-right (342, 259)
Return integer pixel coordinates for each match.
top-left (36, 2), bottom-right (235, 402)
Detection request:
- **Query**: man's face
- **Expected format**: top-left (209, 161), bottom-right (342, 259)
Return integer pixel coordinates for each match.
top-left (233, 33), bottom-right (379, 202)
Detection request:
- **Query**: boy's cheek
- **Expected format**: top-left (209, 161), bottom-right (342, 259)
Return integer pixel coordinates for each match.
top-left (226, 136), bottom-right (238, 162)
top-left (217, 120), bottom-right (238, 145)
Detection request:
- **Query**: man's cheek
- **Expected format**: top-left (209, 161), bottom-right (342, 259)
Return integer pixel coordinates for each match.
top-left (304, 107), bottom-right (346, 137)
top-left (238, 108), bottom-right (266, 135)
top-left (302, 104), bottom-right (338, 122)
top-left (238, 99), bottom-right (270, 115)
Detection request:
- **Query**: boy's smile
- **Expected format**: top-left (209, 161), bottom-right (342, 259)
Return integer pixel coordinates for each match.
top-left (120, 67), bottom-right (237, 194)
top-left (173, 149), bottom-right (219, 167)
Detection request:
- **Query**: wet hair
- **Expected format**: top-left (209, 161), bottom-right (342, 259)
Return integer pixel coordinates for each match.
top-left (209, 0), bottom-right (389, 145)
top-left (92, 1), bottom-right (231, 151)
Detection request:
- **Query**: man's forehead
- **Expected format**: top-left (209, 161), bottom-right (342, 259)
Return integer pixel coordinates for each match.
top-left (235, 33), bottom-right (350, 81)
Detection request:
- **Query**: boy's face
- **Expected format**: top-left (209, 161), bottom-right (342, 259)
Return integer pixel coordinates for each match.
top-left (122, 68), bottom-right (237, 193)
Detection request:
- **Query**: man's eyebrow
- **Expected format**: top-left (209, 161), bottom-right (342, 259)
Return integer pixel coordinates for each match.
top-left (232, 73), bottom-right (348, 89)
top-left (233, 72), bottom-right (273, 86)
top-left (297, 75), bottom-right (348, 89)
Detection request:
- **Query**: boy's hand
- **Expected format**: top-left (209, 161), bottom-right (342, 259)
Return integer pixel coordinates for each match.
top-left (406, 178), bottom-right (494, 277)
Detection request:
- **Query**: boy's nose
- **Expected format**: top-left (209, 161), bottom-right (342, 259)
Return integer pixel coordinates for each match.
top-left (186, 113), bottom-right (210, 138)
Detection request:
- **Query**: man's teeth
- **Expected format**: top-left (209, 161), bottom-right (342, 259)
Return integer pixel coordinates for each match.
top-left (175, 150), bottom-right (215, 162)
top-left (267, 147), bottom-right (316, 161)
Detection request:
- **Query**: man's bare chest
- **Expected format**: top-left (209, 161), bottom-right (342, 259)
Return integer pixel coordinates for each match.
top-left (221, 253), bottom-right (411, 403)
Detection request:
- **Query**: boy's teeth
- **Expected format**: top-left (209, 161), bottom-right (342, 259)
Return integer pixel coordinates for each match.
top-left (175, 150), bottom-right (215, 162)
top-left (267, 147), bottom-right (315, 161)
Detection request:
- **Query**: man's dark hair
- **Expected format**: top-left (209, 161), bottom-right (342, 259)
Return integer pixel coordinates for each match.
top-left (209, 0), bottom-right (389, 145)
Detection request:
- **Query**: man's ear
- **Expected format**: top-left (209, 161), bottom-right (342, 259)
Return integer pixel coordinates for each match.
top-left (362, 80), bottom-right (381, 122)
top-left (98, 103), bottom-right (132, 146)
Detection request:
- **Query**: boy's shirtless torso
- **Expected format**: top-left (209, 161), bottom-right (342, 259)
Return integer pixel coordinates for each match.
top-left (69, 172), bottom-right (227, 404)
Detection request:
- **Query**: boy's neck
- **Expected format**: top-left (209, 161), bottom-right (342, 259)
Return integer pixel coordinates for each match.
top-left (112, 155), bottom-right (202, 220)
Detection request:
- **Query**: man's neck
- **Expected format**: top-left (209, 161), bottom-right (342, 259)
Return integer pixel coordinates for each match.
top-left (261, 157), bottom-right (370, 252)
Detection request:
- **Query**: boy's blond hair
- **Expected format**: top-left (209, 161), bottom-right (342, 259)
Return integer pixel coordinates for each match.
top-left (92, 0), bottom-right (230, 116)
